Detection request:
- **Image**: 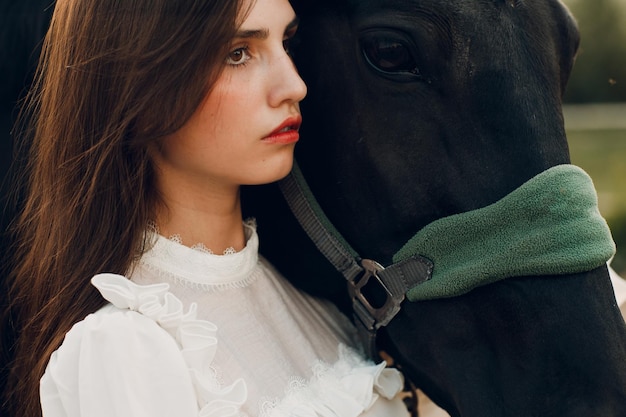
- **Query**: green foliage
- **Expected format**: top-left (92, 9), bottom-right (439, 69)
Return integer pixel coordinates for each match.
top-left (567, 127), bottom-right (626, 275)
top-left (609, 211), bottom-right (626, 274)
top-left (562, 0), bottom-right (626, 103)
top-left (562, 0), bottom-right (626, 272)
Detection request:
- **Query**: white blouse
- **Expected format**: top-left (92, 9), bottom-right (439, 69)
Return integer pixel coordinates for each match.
top-left (40, 221), bottom-right (409, 417)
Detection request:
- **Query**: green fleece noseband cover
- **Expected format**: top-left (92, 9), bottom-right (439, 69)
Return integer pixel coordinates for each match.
top-left (394, 164), bottom-right (616, 301)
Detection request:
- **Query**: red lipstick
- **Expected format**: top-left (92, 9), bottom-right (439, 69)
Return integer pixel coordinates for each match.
top-left (263, 116), bottom-right (302, 144)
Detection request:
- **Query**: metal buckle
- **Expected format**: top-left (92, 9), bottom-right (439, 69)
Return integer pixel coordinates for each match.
top-left (348, 259), bottom-right (402, 331)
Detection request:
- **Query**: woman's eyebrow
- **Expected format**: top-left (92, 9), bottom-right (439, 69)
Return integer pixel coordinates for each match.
top-left (235, 27), bottom-right (269, 40)
top-left (235, 16), bottom-right (300, 40)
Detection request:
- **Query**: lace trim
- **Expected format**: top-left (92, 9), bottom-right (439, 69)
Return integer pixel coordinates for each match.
top-left (259, 345), bottom-right (405, 417)
top-left (137, 220), bottom-right (259, 290)
top-left (191, 241), bottom-right (237, 256)
top-left (147, 221), bottom-right (240, 256)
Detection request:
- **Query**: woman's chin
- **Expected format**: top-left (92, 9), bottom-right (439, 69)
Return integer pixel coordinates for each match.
top-left (246, 156), bottom-right (295, 186)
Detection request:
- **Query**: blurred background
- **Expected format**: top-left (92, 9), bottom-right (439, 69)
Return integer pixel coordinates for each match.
top-left (561, 0), bottom-right (626, 275)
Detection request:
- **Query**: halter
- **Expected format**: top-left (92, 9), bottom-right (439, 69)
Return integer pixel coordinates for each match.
top-left (279, 162), bottom-right (615, 359)
top-left (279, 164), bottom-right (432, 358)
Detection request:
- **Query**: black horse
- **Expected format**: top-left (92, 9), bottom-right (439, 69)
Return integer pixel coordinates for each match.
top-left (243, 0), bottom-right (626, 415)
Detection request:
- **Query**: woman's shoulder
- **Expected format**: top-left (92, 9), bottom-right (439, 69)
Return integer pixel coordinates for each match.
top-left (49, 273), bottom-right (216, 367)
top-left (40, 290), bottom-right (199, 417)
top-left (41, 276), bottom-right (194, 415)
top-left (42, 279), bottom-right (192, 385)
top-left (41, 273), bottom-right (247, 417)
top-left (56, 293), bottom-right (179, 354)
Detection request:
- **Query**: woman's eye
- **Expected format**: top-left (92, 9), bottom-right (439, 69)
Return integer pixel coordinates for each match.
top-left (226, 47), bottom-right (250, 66)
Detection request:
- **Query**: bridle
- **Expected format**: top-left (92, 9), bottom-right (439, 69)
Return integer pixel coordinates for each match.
top-left (279, 161), bottom-right (615, 360)
top-left (279, 162), bottom-right (433, 359)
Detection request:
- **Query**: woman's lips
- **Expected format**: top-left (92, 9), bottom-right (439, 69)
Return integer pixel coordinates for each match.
top-left (263, 116), bottom-right (302, 144)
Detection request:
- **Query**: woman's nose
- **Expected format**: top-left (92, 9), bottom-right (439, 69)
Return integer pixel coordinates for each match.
top-left (268, 52), bottom-right (307, 107)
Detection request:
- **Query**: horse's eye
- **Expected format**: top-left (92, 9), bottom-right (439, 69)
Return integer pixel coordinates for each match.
top-left (360, 32), bottom-right (422, 81)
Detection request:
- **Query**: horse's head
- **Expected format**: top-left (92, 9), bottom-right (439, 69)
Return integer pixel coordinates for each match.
top-left (291, 0), bottom-right (579, 263)
top-left (244, 1), bottom-right (626, 415)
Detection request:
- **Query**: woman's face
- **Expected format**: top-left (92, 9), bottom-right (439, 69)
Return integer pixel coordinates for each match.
top-left (153, 0), bottom-right (307, 192)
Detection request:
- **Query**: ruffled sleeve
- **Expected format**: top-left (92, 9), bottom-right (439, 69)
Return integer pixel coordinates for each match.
top-left (40, 297), bottom-right (198, 417)
top-left (40, 273), bottom-right (246, 417)
top-left (262, 345), bottom-right (408, 417)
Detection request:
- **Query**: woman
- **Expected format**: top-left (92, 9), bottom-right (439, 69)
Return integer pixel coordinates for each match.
top-left (3, 0), bottom-right (411, 416)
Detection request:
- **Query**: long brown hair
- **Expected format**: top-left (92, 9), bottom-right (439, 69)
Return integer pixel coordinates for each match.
top-left (3, 0), bottom-right (250, 415)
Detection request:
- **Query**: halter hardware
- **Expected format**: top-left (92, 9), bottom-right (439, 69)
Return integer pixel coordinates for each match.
top-left (349, 259), bottom-right (404, 356)
top-left (350, 259), bottom-right (398, 328)
top-left (279, 164), bottom-right (433, 359)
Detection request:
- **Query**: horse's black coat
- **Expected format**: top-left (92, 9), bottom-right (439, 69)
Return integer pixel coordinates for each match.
top-left (243, 0), bottom-right (626, 415)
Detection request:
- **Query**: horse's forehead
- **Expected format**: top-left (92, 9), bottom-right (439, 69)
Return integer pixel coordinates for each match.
top-left (299, 0), bottom-right (571, 29)
top-left (298, 0), bottom-right (578, 78)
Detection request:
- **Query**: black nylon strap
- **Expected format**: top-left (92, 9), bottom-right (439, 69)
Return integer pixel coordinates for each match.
top-left (349, 256), bottom-right (432, 356)
top-left (279, 166), bottom-right (433, 358)
top-left (279, 168), bottom-right (363, 281)
top-left (379, 255), bottom-right (433, 305)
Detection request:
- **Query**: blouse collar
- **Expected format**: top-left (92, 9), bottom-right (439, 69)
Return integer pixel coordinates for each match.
top-left (136, 220), bottom-right (259, 289)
